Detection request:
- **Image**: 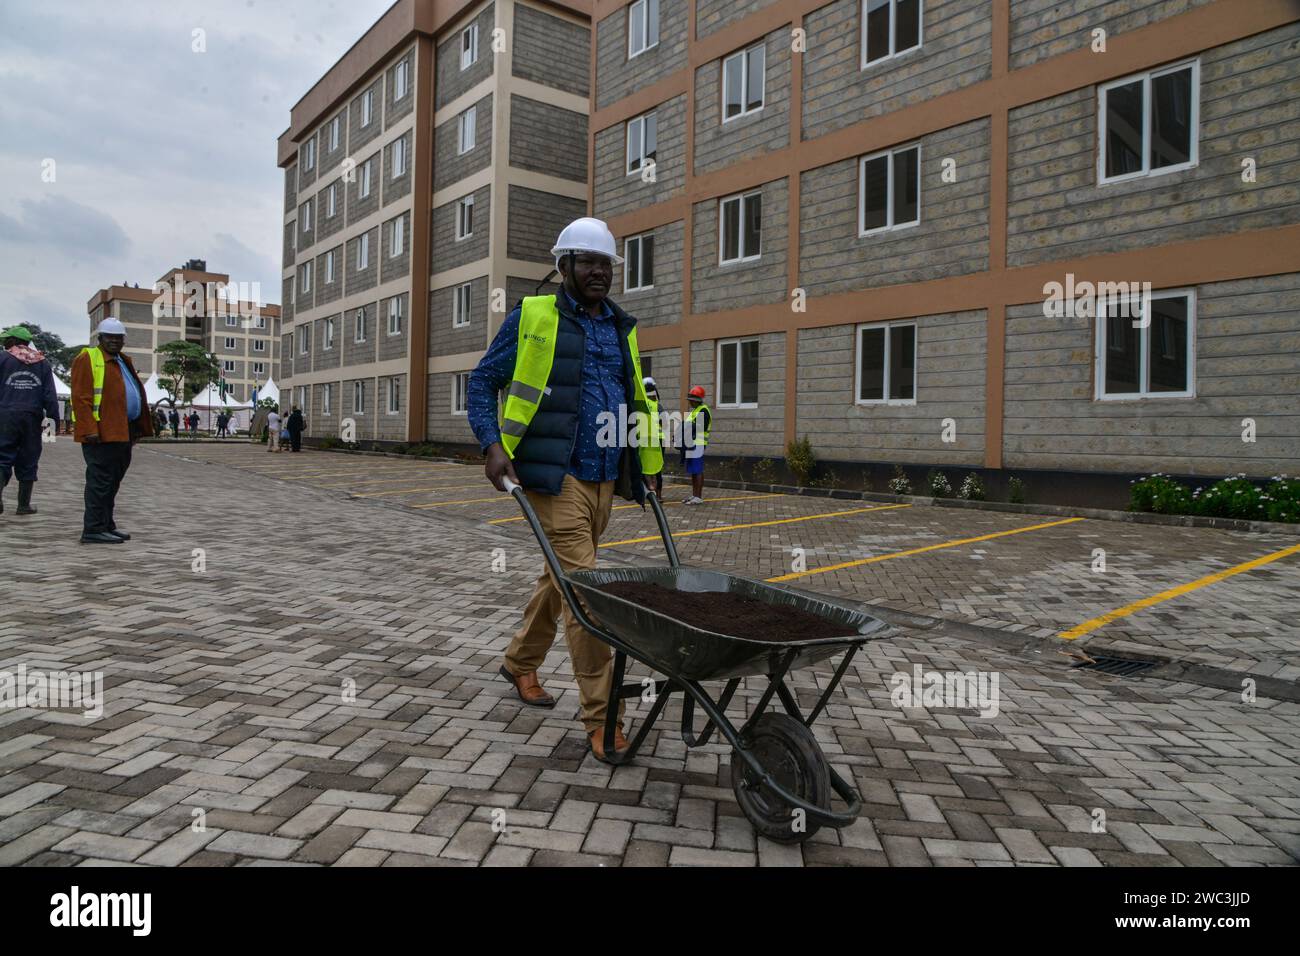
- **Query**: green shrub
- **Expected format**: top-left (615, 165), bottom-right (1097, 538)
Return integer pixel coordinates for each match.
top-left (1192, 474), bottom-right (1264, 519)
top-left (751, 457), bottom-right (777, 486)
top-left (959, 472), bottom-right (986, 501)
top-left (320, 436), bottom-right (343, 450)
top-left (785, 436), bottom-right (816, 486)
top-left (887, 465), bottom-right (912, 496)
top-left (1007, 476), bottom-right (1027, 504)
top-left (1263, 475), bottom-right (1300, 523)
top-left (1129, 474), bottom-right (1193, 514)
top-left (927, 469), bottom-right (952, 498)
top-left (728, 456), bottom-right (747, 482)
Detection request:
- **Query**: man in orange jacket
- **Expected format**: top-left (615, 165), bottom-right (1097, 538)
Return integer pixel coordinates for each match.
top-left (72, 319), bottom-right (153, 543)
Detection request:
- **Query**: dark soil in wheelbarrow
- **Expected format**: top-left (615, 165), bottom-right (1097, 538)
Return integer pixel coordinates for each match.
top-left (596, 581), bottom-right (859, 642)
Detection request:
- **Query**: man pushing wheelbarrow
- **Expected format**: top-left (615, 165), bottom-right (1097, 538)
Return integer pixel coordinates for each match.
top-left (468, 217), bottom-right (663, 764)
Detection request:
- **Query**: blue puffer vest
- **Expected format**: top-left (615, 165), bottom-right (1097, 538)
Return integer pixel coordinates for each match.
top-left (512, 293), bottom-right (647, 505)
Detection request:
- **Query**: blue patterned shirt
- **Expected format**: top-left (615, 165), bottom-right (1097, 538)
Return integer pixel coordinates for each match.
top-left (468, 289), bottom-right (628, 483)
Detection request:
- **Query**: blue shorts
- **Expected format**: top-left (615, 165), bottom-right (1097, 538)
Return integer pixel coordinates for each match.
top-left (684, 454), bottom-right (705, 476)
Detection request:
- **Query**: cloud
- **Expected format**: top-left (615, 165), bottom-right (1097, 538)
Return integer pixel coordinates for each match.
top-left (0, 195), bottom-right (130, 258)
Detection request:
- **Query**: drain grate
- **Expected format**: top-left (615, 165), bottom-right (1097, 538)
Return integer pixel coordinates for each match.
top-left (1071, 655), bottom-right (1161, 677)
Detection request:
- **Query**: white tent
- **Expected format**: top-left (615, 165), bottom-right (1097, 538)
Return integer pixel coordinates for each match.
top-left (53, 376), bottom-right (71, 398)
top-left (186, 384), bottom-right (253, 433)
top-left (142, 372), bottom-right (173, 407)
top-left (251, 376), bottom-right (280, 407)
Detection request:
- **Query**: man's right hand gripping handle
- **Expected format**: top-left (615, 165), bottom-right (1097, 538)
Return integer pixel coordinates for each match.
top-left (484, 442), bottom-right (520, 493)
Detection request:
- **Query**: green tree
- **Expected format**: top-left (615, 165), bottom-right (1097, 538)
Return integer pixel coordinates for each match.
top-left (156, 341), bottom-right (219, 404)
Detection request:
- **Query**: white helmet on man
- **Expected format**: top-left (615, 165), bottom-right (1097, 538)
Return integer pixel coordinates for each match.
top-left (550, 217), bottom-right (623, 269)
top-left (95, 318), bottom-right (127, 337)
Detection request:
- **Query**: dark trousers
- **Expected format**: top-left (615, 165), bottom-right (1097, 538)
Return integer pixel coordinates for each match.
top-left (82, 441), bottom-right (132, 534)
top-left (289, 430), bottom-right (302, 452)
top-left (0, 409), bottom-right (43, 483)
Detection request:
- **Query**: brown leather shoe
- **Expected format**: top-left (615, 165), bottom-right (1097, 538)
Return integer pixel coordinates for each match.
top-left (589, 725), bottom-right (632, 764)
top-left (499, 665), bottom-right (555, 708)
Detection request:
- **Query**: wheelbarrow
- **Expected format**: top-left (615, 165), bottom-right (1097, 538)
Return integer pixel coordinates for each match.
top-left (502, 479), bottom-right (890, 844)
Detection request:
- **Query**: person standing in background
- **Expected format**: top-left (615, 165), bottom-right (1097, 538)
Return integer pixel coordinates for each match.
top-left (266, 409), bottom-right (282, 452)
top-left (0, 324), bottom-right (59, 515)
top-left (286, 405), bottom-right (304, 452)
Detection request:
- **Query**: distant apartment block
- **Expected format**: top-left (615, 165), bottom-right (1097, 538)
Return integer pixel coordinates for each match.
top-left (277, 0), bottom-right (591, 444)
top-left (591, 0), bottom-right (1300, 485)
top-left (86, 258), bottom-right (282, 400)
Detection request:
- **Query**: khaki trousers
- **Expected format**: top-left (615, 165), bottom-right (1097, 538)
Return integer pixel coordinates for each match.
top-left (504, 474), bottom-right (624, 734)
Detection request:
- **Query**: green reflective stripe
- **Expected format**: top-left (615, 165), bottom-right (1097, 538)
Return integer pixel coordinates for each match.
top-left (687, 403), bottom-right (710, 446)
top-left (626, 327), bottom-right (663, 476)
top-left (72, 347), bottom-right (105, 423)
top-left (500, 296), bottom-right (560, 458)
top-left (501, 418), bottom-right (529, 438)
top-left (507, 380), bottom-right (544, 405)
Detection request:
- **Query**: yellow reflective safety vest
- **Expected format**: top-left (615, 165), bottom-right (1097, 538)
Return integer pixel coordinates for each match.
top-left (686, 402), bottom-right (711, 448)
top-left (70, 347), bottom-right (107, 423)
top-left (499, 295), bottom-right (663, 480)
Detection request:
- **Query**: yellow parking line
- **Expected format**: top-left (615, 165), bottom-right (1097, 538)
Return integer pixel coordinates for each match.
top-left (767, 517), bottom-right (1085, 583)
top-left (600, 504), bottom-right (911, 548)
top-left (1060, 540), bottom-right (1300, 640)
top-left (352, 483), bottom-right (482, 498)
top-left (486, 492), bottom-right (786, 525)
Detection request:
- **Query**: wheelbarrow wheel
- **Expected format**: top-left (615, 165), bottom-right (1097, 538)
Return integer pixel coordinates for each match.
top-left (729, 712), bottom-right (830, 844)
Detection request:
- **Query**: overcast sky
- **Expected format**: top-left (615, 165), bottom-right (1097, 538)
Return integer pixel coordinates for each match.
top-left (0, 0), bottom-right (396, 346)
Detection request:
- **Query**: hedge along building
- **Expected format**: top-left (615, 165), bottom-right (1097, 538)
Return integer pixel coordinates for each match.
top-left (589, 0), bottom-right (1300, 504)
top-left (277, 0), bottom-right (592, 445)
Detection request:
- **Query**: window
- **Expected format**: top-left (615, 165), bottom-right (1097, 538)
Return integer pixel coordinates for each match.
top-left (626, 111), bottom-right (657, 175)
top-left (223, 336), bottom-right (236, 350)
top-left (717, 339), bottom-right (759, 407)
top-left (328, 115), bottom-right (340, 151)
top-left (353, 381), bottom-right (366, 414)
top-left (225, 315), bottom-right (237, 327)
top-left (458, 106), bottom-right (477, 154)
top-left (860, 144), bottom-right (920, 234)
top-left (719, 190), bottom-right (762, 264)
top-left (628, 0), bottom-right (659, 58)
top-left (357, 232), bottom-right (370, 270)
top-left (253, 362), bottom-right (265, 376)
top-left (299, 262), bottom-right (313, 293)
top-left (253, 339), bottom-right (266, 352)
top-left (296, 325), bottom-right (308, 355)
top-left (461, 24), bottom-right (478, 70)
top-left (324, 317), bottom-right (335, 349)
top-left (387, 297), bottom-right (403, 335)
top-left (361, 88), bottom-right (374, 127)
top-left (386, 378), bottom-right (401, 414)
top-left (395, 57), bottom-right (409, 100)
top-left (393, 136), bottom-right (407, 178)
top-left (322, 383), bottom-right (332, 416)
top-left (856, 322), bottom-right (916, 403)
top-left (1097, 290), bottom-right (1194, 399)
top-left (456, 195), bottom-right (474, 240)
top-left (453, 372), bottom-right (470, 415)
top-left (325, 249), bottom-right (336, 283)
top-left (360, 157), bottom-right (373, 198)
top-left (723, 43), bottom-right (765, 122)
top-left (223, 360), bottom-right (235, 374)
top-left (300, 199), bottom-right (312, 232)
top-left (624, 233), bottom-right (655, 291)
top-left (453, 283), bottom-right (472, 328)
top-left (255, 315), bottom-right (267, 329)
top-left (327, 183), bottom-right (337, 218)
top-left (391, 216), bottom-right (405, 257)
top-left (296, 386), bottom-right (306, 410)
top-left (862, 0), bottom-right (923, 67)
top-left (302, 138), bottom-right (315, 170)
top-left (354, 307), bottom-right (367, 343)
top-left (1099, 60), bottom-right (1198, 184)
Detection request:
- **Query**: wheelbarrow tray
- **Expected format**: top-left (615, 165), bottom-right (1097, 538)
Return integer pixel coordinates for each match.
top-left (568, 566), bottom-right (889, 683)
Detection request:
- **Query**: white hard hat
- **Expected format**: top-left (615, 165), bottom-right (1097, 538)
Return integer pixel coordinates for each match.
top-left (551, 217), bottom-right (623, 268)
top-left (96, 318), bottom-right (127, 336)
top-left (642, 376), bottom-right (657, 390)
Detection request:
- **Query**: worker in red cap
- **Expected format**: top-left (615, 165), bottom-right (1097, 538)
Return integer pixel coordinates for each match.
top-left (682, 385), bottom-right (710, 504)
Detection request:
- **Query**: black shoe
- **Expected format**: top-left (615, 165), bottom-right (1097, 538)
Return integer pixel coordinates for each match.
top-left (81, 531), bottom-right (125, 544)
top-left (16, 480), bottom-right (35, 514)
top-left (107, 529), bottom-right (131, 540)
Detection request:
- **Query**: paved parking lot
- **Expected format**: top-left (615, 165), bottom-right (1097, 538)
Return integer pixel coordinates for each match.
top-left (1, 439), bottom-right (1298, 866)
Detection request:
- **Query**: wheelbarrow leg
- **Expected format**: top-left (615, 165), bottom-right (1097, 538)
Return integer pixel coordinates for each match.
top-left (600, 650), bottom-right (674, 765)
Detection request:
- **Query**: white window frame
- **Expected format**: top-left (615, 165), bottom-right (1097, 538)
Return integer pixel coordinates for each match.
top-left (296, 386), bottom-right (306, 411)
top-left (354, 308), bottom-right (367, 343)
top-left (223, 360), bottom-right (236, 374)
top-left (255, 315), bottom-right (267, 330)
top-left (1094, 289), bottom-right (1196, 401)
top-left (253, 339), bottom-right (266, 353)
top-left (854, 321), bottom-right (918, 406)
top-left (624, 233), bottom-right (654, 292)
top-left (299, 261), bottom-right (313, 294)
top-left (357, 232), bottom-right (370, 270)
top-left (1097, 59), bottom-right (1200, 186)
top-left (297, 325), bottom-right (308, 355)
top-left (322, 383), bottom-right (332, 416)
top-left (858, 143), bottom-right (921, 236)
top-left (300, 199), bottom-right (312, 232)
top-left (718, 190), bottom-right (762, 265)
top-left (392, 136), bottom-right (407, 178)
top-left (223, 336), bottom-right (237, 350)
top-left (323, 317), bottom-right (335, 351)
top-left (461, 23), bottom-right (479, 70)
top-left (453, 282), bottom-right (472, 328)
top-left (302, 138), bottom-right (315, 170)
top-left (391, 216), bottom-right (405, 257)
top-left (360, 157), bottom-right (373, 198)
top-left (394, 57), bottom-right (409, 100)
top-left (328, 115), bottom-right (340, 151)
top-left (458, 106), bottom-right (477, 155)
top-left (387, 297), bottom-right (403, 336)
top-left (716, 337), bottom-right (760, 409)
top-left (225, 315), bottom-right (237, 327)
top-left (721, 43), bottom-right (765, 124)
top-left (386, 378), bottom-right (401, 415)
top-left (253, 362), bottom-right (265, 376)
top-left (456, 195), bottom-right (474, 240)
top-left (325, 249), bottom-right (336, 284)
top-left (327, 182), bottom-right (337, 218)
top-left (361, 88), bottom-right (374, 128)
top-left (353, 380), bottom-right (366, 415)
top-left (860, 0), bottom-right (925, 70)
top-left (625, 111), bottom-right (657, 176)
top-left (452, 372), bottom-right (470, 415)
top-left (627, 0), bottom-right (660, 59)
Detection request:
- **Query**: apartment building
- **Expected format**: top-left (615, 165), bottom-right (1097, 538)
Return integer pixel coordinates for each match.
top-left (86, 259), bottom-right (282, 399)
top-left (591, 0), bottom-right (1300, 493)
top-left (278, 0), bottom-right (591, 444)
